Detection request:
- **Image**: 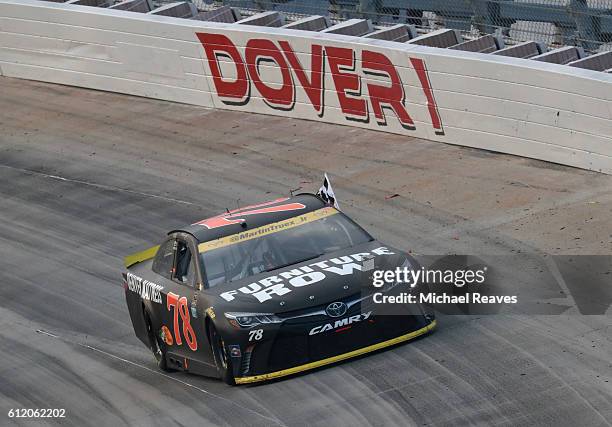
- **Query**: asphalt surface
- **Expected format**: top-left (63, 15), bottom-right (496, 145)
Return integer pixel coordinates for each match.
top-left (0, 77), bottom-right (611, 427)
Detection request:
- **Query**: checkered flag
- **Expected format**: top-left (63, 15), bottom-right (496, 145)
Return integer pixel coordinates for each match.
top-left (317, 173), bottom-right (340, 210)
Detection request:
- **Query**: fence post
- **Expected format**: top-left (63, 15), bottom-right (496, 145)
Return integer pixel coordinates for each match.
top-left (569, 0), bottom-right (599, 51)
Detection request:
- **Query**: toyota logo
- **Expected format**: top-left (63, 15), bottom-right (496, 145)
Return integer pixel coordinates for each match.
top-left (326, 301), bottom-right (348, 318)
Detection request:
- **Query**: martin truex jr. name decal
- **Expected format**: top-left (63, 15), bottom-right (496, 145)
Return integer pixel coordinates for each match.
top-left (196, 33), bottom-right (444, 135)
top-left (126, 272), bottom-right (163, 304)
top-left (220, 247), bottom-right (394, 303)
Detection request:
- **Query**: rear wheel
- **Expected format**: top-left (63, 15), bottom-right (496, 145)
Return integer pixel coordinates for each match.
top-left (144, 310), bottom-right (170, 372)
top-left (209, 324), bottom-right (235, 385)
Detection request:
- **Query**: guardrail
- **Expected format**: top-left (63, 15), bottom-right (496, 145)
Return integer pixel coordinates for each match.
top-left (1, 0), bottom-right (611, 173)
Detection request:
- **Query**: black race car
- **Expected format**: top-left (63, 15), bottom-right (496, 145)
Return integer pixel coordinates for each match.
top-left (123, 192), bottom-right (436, 385)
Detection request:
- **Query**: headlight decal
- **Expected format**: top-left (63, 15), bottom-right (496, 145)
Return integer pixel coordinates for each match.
top-left (224, 312), bottom-right (282, 328)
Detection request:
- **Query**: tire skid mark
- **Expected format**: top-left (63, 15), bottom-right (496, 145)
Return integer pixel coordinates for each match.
top-left (35, 329), bottom-right (287, 427)
top-left (476, 321), bottom-right (612, 427)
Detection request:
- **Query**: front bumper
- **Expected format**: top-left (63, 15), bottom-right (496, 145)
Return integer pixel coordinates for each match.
top-left (233, 318), bottom-right (436, 384)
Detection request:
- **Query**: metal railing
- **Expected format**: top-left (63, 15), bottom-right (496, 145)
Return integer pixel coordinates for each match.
top-left (158, 0), bottom-right (612, 52)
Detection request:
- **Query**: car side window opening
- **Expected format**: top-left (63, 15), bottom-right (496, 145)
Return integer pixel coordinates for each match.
top-left (174, 241), bottom-right (196, 287)
top-left (152, 238), bottom-right (176, 279)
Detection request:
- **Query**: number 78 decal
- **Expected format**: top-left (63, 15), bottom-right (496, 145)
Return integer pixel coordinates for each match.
top-left (166, 292), bottom-right (198, 351)
top-left (194, 198), bottom-right (306, 229)
top-left (249, 329), bottom-right (263, 341)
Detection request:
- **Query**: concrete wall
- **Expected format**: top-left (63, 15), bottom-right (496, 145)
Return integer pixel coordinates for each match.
top-left (1, 0), bottom-right (611, 173)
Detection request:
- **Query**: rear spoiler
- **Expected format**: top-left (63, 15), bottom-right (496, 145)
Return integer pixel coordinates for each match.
top-left (124, 245), bottom-right (159, 268)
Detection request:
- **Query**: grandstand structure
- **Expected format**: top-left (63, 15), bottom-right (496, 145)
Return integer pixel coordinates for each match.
top-left (208, 0), bottom-right (612, 53)
top-left (37, 0), bottom-right (612, 72)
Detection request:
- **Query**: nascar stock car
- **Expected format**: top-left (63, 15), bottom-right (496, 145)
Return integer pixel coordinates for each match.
top-left (123, 179), bottom-right (436, 385)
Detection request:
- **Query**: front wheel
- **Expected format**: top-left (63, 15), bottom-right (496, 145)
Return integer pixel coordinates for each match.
top-left (209, 324), bottom-right (235, 385)
top-left (144, 310), bottom-right (171, 372)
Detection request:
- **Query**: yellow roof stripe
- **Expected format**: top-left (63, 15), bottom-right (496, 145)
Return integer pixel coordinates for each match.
top-left (198, 207), bottom-right (338, 254)
top-left (234, 320), bottom-right (437, 384)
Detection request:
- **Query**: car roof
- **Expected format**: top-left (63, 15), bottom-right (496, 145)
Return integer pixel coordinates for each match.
top-left (173, 193), bottom-right (327, 243)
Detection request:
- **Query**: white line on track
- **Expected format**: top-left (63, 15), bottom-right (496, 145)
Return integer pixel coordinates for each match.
top-left (35, 329), bottom-right (287, 426)
top-left (0, 164), bottom-right (197, 206)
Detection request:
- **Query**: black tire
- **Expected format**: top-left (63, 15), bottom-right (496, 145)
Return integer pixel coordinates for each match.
top-left (144, 309), bottom-right (171, 372)
top-left (209, 324), bottom-right (235, 385)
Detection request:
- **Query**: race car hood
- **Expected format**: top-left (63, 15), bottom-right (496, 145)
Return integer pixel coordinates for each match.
top-left (206, 240), bottom-right (409, 314)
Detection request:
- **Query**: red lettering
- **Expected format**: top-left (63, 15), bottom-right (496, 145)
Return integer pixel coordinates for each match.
top-left (167, 292), bottom-right (182, 346)
top-left (279, 41), bottom-right (325, 116)
top-left (325, 46), bottom-right (368, 121)
top-left (362, 50), bottom-right (414, 129)
top-left (196, 33), bottom-right (249, 105)
top-left (410, 57), bottom-right (444, 134)
top-left (245, 39), bottom-right (294, 109)
top-left (194, 199), bottom-right (307, 229)
top-left (167, 292), bottom-right (197, 351)
top-left (225, 198), bottom-right (290, 215)
top-left (196, 33), bottom-right (439, 134)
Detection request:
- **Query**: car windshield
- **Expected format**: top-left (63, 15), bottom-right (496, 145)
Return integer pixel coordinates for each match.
top-left (200, 209), bottom-right (372, 288)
